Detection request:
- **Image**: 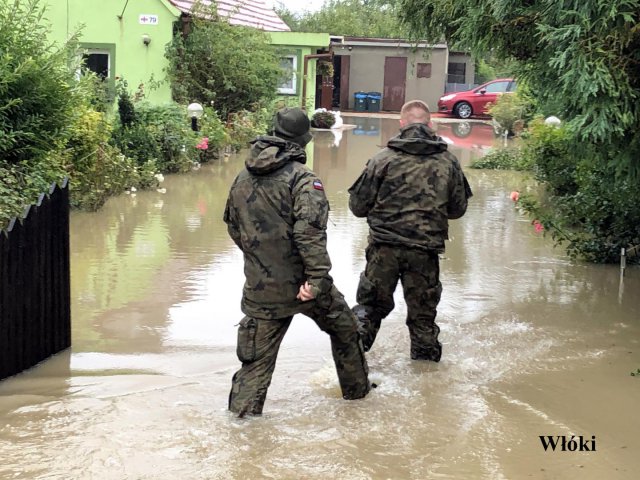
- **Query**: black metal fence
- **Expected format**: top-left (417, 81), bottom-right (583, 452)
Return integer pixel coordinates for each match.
top-left (0, 179), bottom-right (71, 380)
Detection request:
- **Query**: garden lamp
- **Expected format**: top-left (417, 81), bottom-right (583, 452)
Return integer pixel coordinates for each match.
top-left (187, 102), bottom-right (204, 132)
top-left (544, 116), bottom-right (561, 127)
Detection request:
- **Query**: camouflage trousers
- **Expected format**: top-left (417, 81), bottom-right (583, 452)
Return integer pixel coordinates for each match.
top-left (353, 243), bottom-right (443, 361)
top-left (229, 286), bottom-right (370, 416)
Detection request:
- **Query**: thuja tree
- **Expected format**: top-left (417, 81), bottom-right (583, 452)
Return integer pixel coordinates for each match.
top-left (0, 0), bottom-right (81, 227)
top-left (398, 0), bottom-right (640, 170)
top-left (0, 0), bottom-right (80, 165)
top-left (165, 5), bottom-right (280, 119)
top-left (398, 0), bottom-right (640, 262)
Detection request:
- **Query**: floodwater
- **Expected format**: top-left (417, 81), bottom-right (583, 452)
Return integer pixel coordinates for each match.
top-left (1, 117), bottom-right (639, 480)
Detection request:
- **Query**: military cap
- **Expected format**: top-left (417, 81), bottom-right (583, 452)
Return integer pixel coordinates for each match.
top-left (271, 107), bottom-right (313, 148)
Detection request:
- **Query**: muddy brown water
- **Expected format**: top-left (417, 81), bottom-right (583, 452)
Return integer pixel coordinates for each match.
top-left (1, 118), bottom-right (638, 479)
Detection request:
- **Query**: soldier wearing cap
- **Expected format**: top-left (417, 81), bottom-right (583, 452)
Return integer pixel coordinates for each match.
top-left (224, 107), bottom-right (371, 416)
top-left (349, 100), bottom-right (473, 361)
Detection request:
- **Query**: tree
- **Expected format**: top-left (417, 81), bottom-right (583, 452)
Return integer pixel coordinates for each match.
top-left (398, 0), bottom-right (640, 174)
top-left (278, 0), bottom-right (408, 38)
top-left (165, 5), bottom-right (281, 119)
top-left (0, 0), bottom-right (81, 165)
top-left (406, 1), bottom-right (640, 262)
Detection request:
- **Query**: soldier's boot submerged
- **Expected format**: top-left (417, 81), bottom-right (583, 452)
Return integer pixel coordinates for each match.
top-left (352, 305), bottom-right (382, 352)
top-left (327, 307), bottom-right (372, 400)
top-left (409, 323), bottom-right (442, 362)
top-left (229, 370), bottom-right (269, 417)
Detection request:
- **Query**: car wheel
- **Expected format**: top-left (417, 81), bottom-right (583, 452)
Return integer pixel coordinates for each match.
top-left (454, 102), bottom-right (473, 119)
top-left (452, 121), bottom-right (472, 138)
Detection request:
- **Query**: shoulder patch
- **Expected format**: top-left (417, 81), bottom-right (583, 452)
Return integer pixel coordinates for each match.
top-left (313, 179), bottom-right (324, 191)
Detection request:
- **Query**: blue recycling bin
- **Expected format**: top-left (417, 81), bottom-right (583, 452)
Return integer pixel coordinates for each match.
top-left (354, 91), bottom-right (368, 112)
top-left (353, 117), bottom-right (368, 135)
top-left (367, 92), bottom-right (382, 112)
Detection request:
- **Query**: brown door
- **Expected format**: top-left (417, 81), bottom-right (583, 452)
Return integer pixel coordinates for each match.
top-left (339, 56), bottom-right (350, 110)
top-left (383, 57), bottom-right (407, 111)
top-left (320, 75), bottom-right (333, 110)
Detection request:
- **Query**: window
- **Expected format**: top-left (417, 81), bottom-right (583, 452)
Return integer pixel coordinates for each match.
top-left (76, 43), bottom-right (116, 104)
top-left (82, 51), bottom-right (110, 79)
top-left (417, 63), bottom-right (432, 79)
top-left (447, 62), bottom-right (466, 84)
top-left (507, 81), bottom-right (518, 92)
top-left (483, 81), bottom-right (510, 93)
top-left (277, 55), bottom-right (297, 95)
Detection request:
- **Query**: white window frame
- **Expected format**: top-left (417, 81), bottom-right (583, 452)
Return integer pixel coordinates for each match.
top-left (277, 55), bottom-right (297, 95)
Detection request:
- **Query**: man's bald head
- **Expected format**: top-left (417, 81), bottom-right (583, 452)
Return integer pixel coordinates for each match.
top-left (400, 100), bottom-right (431, 127)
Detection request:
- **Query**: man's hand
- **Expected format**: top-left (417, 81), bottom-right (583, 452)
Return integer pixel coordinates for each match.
top-left (296, 281), bottom-right (315, 302)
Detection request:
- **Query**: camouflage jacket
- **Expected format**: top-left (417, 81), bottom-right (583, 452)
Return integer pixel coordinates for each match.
top-left (348, 123), bottom-right (472, 252)
top-left (223, 136), bottom-right (333, 319)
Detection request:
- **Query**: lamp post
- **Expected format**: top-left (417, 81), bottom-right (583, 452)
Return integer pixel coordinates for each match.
top-left (187, 102), bottom-right (204, 132)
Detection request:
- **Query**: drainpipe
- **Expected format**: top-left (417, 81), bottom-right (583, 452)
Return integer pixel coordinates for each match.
top-left (301, 52), bottom-right (334, 110)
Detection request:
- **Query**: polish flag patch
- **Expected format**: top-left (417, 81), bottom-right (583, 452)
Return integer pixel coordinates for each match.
top-left (313, 180), bottom-right (324, 191)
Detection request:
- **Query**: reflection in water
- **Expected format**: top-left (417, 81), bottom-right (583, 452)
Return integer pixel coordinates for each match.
top-left (1, 118), bottom-right (639, 479)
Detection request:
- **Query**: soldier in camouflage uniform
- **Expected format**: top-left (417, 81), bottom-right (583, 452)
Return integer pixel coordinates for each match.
top-left (349, 100), bottom-right (473, 361)
top-left (224, 107), bottom-right (370, 416)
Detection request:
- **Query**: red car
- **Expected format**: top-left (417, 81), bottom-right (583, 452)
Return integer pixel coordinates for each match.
top-left (437, 78), bottom-right (517, 119)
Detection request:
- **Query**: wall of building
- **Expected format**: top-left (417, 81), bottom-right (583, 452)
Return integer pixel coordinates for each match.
top-left (448, 52), bottom-right (476, 85)
top-left (46, 0), bottom-right (179, 104)
top-left (269, 32), bottom-right (330, 112)
top-left (338, 45), bottom-right (471, 112)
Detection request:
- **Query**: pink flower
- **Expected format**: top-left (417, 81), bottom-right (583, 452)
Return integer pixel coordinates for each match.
top-left (510, 191), bottom-right (520, 202)
top-left (533, 220), bottom-right (544, 233)
top-left (195, 137), bottom-right (209, 150)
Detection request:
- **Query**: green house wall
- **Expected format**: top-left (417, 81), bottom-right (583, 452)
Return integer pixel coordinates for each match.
top-left (269, 32), bottom-right (330, 111)
top-left (45, 3), bottom-right (328, 109)
top-left (46, 0), bottom-right (179, 104)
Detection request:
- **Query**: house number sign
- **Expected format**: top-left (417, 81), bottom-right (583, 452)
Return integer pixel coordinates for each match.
top-left (139, 15), bottom-right (159, 25)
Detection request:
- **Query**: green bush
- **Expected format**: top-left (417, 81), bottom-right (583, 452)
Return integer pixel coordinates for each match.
top-left (0, 0), bottom-right (81, 166)
top-left (0, 0), bottom-right (83, 228)
top-left (85, 73), bottom-right (113, 113)
top-left (562, 163), bottom-right (640, 263)
top-left (519, 162), bottom-right (640, 264)
top-left (474, 58), bottom-right (496, 84)
top-left (60, 104), bottom-right (151, 211)
top-left (472, 115), bottom-right (639, 263)
top-left (0, 158), bottom-right (65, 228)
top-left (505, 119), bottom-right (640, 263)
top-left (470, 147), bottom-right (529, 171)
top-left (225, 107), bottom-right (273, 151)
top-left (486, 91), bottom-right (532, 136)
top-left (522, 119), bottom-right (576, 196)
top-left (196, 106), bottom-right (229, 161)
top-left (165, 4), bottom-right (280, 119)
top-left (116, 80), bottom-right (137, 127)
top-left (136, 102), bottom-right (197, 173)
top-left (112, 83), bottom-right (197, 174)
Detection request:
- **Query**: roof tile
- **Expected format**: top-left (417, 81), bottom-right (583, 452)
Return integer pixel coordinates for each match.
top-left (168, 0), bottom-right (290, 31)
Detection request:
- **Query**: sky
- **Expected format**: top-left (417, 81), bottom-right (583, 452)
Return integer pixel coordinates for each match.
top-left (267, 0), bottom-right (325, 14)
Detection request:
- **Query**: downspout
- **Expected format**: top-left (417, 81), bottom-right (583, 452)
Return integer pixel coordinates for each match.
top-left (301, 52), bottom-right (334, 110)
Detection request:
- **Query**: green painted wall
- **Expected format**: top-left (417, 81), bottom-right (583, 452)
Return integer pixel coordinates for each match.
top-left (45, 5), bottom-right (329, 109)
top-left (270, 32), bottom-right (330, 111)
top-left (46, 0), bottom-right (179, 104)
